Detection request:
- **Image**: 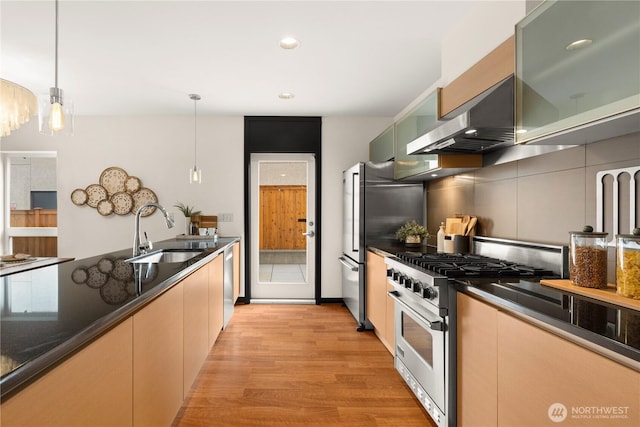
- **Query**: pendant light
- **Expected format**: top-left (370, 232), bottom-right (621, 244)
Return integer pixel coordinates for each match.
top-left (189, 94), bottom-right (202, 184)
top-left (39, 0), bottom-right (73, 136)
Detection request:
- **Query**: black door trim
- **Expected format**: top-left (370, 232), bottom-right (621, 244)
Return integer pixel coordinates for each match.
top-left (243, 116), bottom-right (322, 304)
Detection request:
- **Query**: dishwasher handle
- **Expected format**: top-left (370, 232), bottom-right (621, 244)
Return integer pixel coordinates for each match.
top-left (338, 256), bottom-right (359, 272)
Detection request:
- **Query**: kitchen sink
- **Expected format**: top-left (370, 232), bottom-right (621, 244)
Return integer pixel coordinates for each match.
top-left (126, 249), bottom-right (204, 264)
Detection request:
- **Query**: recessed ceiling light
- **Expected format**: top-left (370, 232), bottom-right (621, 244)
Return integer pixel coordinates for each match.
top-left (278, 92), bottom-right (294, 100)
top-left (279, 37), bottom-right (300, 49)
top-left (565, 39), bottom-right (592, 51)
top-left (464, 129), bottom-right (477, 135)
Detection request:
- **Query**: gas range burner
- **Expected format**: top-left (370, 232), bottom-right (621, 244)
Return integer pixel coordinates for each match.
top-left (395, 252), bottom-right (555, 278)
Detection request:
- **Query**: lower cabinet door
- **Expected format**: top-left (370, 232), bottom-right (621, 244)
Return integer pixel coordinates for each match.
top-left (183, 266), bottom-right (210, 397)
top-left (1, 319), bottom-right (134, 427)
top-left (457, 293), bottom-right (498, 427)
top-left (133, 284), bottom-right (184, 427)
top-left (497, 311), bottom-right (640, 426)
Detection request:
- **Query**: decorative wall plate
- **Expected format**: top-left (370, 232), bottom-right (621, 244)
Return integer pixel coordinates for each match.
top-left (125, 176), bottom-right (142, 194)
top-left (100, 167), bottom-right (129, 196)
top-left (71, 188), bottom-right (88, 206)
top-left (97, 199), bottom-right (115, 216)
top-left (132, 187), bottom-right (158, 217)
top-left (111, 191), bottom-right (134, 215)
top-left (85, 184), bottom-right (108, 208)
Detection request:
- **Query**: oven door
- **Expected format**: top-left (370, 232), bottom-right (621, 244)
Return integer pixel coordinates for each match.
top-left (389, 291), bottom-right (446, 414)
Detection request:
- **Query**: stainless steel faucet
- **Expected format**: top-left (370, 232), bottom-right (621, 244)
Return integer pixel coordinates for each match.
top-left (133, 202), bottom-right (175, 257)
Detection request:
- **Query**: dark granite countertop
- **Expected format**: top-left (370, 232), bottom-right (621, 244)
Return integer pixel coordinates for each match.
top-left (0, 237), bottom-right (239, 400)
top-left (0, 257), bottom-right (74, 277)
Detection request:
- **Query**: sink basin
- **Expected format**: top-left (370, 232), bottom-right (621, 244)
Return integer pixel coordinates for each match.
top-left (126, 250), bottom-right (204, 264)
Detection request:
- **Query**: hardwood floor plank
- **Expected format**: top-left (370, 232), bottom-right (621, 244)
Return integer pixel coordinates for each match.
top-left (173, 303), bottom-right (435, 427)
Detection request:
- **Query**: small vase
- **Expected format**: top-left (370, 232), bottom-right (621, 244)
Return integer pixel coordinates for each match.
top-left (184, 218), bottom-right (190, 236)
top-left (405, 235), bottom-right (422, 247)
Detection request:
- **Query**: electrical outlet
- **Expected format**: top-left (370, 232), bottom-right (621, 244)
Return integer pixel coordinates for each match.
top-left (218, 213), bottom-right (233, 222)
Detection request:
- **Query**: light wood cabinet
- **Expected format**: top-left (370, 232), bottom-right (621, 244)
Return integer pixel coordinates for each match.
top-left (440, 36), bottom-right (514, 117)
top-left (1, 319), bottom-right (134, 427)
top-left (233, 241), bottom-right (240, 302)
top-left (457, 293), bottom-right (498, 427)
top-left (366, 251), bottom-right (394, 354)
top-left (209, 254), bottom-right (224, 348)
top-left (183, 265), bottom-right (210, 397)
top-left (497, 311), bottom-right (640, 427)
top-left (133, 284), bottom-right (184, 427)
top-left (457, 293), bottom-right (640, 426)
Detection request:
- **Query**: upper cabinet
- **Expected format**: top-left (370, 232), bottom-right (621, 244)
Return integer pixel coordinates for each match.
top-left (394, 90), bottom-right (441, 180)
top-left (515, 0), bottom-right (640, 145)
top-left (369, 125), bottom-right (394, 163)
top-left (440, 36), bottom-right (515, 118)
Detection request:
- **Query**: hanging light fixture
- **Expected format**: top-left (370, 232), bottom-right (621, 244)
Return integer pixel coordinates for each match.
top-left (189, 94), bottom-right (202, 184)
top-left (39, 0), bottom-right (73, 136)
top-left (0, 79), bottom-right (37, 137)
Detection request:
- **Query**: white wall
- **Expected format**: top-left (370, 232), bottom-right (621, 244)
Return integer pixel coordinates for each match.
top-left (2, 114), bottom-right (391, 299)
top-left (321, 117), bottom-right (393, 297)
top-left (441, 0), bottom-right (526, 85)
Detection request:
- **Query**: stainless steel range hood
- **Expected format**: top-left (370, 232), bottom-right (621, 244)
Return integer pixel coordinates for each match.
top-left (407, 76), bottom-right (514, 155)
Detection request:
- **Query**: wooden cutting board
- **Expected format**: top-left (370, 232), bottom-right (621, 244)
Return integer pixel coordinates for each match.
top-left (540, 279), bottom-right (640, 311)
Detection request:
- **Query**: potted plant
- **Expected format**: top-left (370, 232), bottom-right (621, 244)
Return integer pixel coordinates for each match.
top-left (396, 220), bottom-right (429, 247)
top-left (174, 202), bottom-right (202, 235)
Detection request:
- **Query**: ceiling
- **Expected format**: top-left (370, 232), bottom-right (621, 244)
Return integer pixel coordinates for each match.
top-left (1, 1), bottom-right (477, 117)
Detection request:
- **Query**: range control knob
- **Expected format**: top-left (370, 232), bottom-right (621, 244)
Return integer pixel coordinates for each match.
top-left (411, 280), bottom-right (422, 293)
top-left (386, 268), bottom-right (393, 277)
top-left (421, 287), bottom-right (436, 300)
top-left (404, 277), bottom-right (414, 289)
top-left (392, 271), bottom-right (400, 281)
top-left (399, 275), bottom-right (408, 286)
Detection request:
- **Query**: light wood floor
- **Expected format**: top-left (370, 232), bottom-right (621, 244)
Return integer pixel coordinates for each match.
top-left (173, 303), bottom-right (436, 426)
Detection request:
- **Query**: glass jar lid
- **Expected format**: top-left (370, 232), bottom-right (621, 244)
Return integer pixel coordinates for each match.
top-left (569, 225), bottom-right (608, 237)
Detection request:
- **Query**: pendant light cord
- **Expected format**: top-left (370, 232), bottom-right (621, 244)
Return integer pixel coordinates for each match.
top-left (54, 0), bottom-right (59, 89)
top-left (193, 96), bottom-right (197, 166)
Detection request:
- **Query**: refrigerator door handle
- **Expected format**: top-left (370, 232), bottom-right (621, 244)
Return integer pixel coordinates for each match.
top-left (338, 256), bottom-right (359, 272)
top-left (351, 171), bottom-right (359, 253)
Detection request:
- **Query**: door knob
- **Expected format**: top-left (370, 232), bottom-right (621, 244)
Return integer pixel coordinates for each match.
top-left (302, 231), bottom-right (315, 237)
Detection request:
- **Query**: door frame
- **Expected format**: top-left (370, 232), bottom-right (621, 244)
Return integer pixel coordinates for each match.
top-left (249, 153), bottom-right (316, 300)
top-left (243, 116), bottom-right (322, 304)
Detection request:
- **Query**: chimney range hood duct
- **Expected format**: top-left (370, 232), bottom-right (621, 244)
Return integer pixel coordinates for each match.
top-left (407, 76), bottom-right (514, 155)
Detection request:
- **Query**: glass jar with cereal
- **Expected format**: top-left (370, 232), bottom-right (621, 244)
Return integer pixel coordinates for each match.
top-left (616, 228), bottom-right (640, 299)
top-left (569, 226), bottom-right (608, 288)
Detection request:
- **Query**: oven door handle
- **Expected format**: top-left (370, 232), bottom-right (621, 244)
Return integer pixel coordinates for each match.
top-left (388, 290), bottom-right (444, 331)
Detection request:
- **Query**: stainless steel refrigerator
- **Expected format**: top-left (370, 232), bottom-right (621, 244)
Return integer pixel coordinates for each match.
top-left (339, 161), bottom-right (424, 330)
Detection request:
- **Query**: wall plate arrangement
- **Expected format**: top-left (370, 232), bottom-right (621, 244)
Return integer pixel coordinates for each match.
top-left (71, 167), bottom-right (158, 217)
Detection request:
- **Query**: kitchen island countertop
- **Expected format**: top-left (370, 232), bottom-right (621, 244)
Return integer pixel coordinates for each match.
top-left (0, 236), bottom-right (239, 400)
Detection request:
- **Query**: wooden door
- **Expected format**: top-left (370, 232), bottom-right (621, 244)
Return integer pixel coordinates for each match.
top-left (259, 185), bottom-right (306, 250)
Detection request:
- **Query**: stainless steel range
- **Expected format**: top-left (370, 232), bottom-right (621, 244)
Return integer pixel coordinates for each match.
top-left (384, 236), bottom-right (568, 427)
